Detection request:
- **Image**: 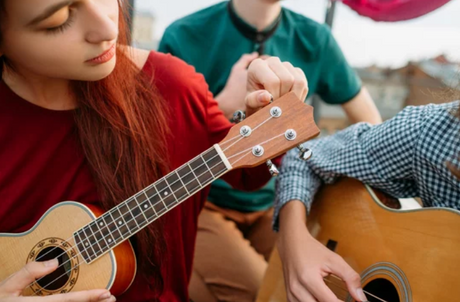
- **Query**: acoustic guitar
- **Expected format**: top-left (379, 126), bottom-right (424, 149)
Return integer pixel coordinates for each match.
top-left (0, 92), bottom-right (319, 297)
top-left (256, 178), bottom-right (460, 302)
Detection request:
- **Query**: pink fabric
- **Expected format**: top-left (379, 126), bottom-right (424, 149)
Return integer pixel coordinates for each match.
top-left (342, 0), bottom-right (452, 22)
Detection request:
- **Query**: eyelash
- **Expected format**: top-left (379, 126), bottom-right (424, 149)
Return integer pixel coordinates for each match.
top-left (46, 8), bottom-right (75, 35)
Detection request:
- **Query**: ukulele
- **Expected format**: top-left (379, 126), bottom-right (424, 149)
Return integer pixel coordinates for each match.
top-left (0, 92), bottom-right (319, 297)
top-left (256, 178), bottom-right (460, 302)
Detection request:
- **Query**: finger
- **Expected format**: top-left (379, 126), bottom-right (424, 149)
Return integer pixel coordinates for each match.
top-left (266, 57), bottom-right (295, 98)
top-left (283, 63), bottom-right (309, 101)
top-left (38, 290), bottom-right (114, 302)
top-left (244, 90), bottom-right (273, 116)
top-left (234, 52), bottom-right (258, 70)
top-left (2, 260), bottom-right (59, 294)
top-left (327, 257), bottom-right (366, 302)
top-left (304, 279), bottom-right (342, 302)
top-left (247, 58), bottom-right (282, 99)
top-left (287, 283), bottom-right (317, 302)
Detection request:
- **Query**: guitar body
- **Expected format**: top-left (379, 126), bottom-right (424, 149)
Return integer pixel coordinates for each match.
top-left (0, 202), bottom-right (136, 296)
top-left (308, 178), bottom-right (460, 301)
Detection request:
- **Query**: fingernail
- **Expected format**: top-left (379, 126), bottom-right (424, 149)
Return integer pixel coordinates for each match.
top-left (356, 288), bottom-right (367, 301)
top-left (257, 91), bottom-right (272, 103)
top-left (99, 291), bottom-right (111, 299)
top-left (110, 295), bottom-right (117, 302)
top-left (44, 258), bottom-right (58, 267)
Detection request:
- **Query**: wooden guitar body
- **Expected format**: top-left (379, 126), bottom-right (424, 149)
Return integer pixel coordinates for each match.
top-left (0, 202), bottom-right (136, 296)
top-left (257, 178), bottom-right (460, 302)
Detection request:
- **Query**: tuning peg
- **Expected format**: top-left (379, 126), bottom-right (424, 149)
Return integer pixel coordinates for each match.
top-left (297, 145), bottom-right (312, 161)
top-left (266, 159), bottom-right (279, 176)
top-left (231, 110), bottom-right (246, 124)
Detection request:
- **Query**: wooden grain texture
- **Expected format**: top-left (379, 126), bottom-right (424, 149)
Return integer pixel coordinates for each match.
top-left (257, 178), bottom-right (460, 302)
top-left (221, 92), bottom-right (320, 169)
top-left (0, 202), bottom-right (136, 296)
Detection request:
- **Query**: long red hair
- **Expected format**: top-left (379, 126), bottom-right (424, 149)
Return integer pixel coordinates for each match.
top-left (0, 0), bottom-right (169, 295)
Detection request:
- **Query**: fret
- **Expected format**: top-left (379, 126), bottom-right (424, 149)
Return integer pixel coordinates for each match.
top-left (113, 207), bottom-right (131, 238)
top-left (176, 170), bottom-right (190, 196)
top-left (77, 229), bottom-right (96, 261)
top-left (142, 189), bottom-right (158, 219)
top-left (179, 165), bottom-right (202, 193)
top-left (106, 210), bottom-right (124, 242)
top-left (156, 178), bottom-right (179, 208)
top-left (189, 156), bottom-right (214, 186)
top-left (145, 185), bottom-right (168, 215)
top-left (201, 154), bottom-right (215, 178)
top-left (133, 192), bottom-right (153, 224)
top-left (206, 150), bottom-right (228, 177)
top-left (89, 221), bottom-right (108, 252)
top-left (100, 213), bottom-right (117, 248)
top-left (118, 203), bottom-right (139, 233)
top-left (126, 197), bottom-right (147, 228)
top-left (153, 179), bottom-right (178, 209)
top-left (74, 231), bottom-right (90, 263)
top-left (165, 172), bottom-right (188, 202)
top-left (187, 162), bottom-right (203, 187)
top-left (83, 225), bottom-right (101, 257)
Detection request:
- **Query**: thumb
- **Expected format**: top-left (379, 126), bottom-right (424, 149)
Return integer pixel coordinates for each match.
top-left (2, 259), bottom-right (59, 295)
top-left (234, 52), bottom-right (258, 70)
top-left (244, 90), bottom-right (273, 117)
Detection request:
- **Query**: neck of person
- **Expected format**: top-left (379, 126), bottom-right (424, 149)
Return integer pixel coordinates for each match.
top-left (2, 68), bottom-right (76, 111)
top-left (232, 0), bottom-right (282, 31)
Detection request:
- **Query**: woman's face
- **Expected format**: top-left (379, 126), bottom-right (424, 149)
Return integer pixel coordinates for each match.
top-left (0, 0), bottom-right (119, 81)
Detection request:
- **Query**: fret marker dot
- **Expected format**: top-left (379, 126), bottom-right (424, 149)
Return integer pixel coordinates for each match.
top-left (99, 222), bottom-right (103, 226)
top-left (85, 242), bottom-right (89, 246)
top-left (144, 204), bottom-right (148, 209)
top-left (108, 238), bottom-right (112, 243)
top-left (118, 220), bottom-right (123, 225)
top-left (164, 191), bottom-right (168, 196)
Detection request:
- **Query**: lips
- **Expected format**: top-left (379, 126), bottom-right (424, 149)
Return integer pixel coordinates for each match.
top-left (86, 44), bottom-right (116, 64)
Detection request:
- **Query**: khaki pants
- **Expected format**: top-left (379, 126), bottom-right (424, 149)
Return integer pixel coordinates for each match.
top-left (189, 202), bottom-right (277, 302)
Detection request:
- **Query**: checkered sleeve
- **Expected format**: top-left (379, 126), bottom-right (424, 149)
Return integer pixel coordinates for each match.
top-left (273, 105), bottom-right (431, 231)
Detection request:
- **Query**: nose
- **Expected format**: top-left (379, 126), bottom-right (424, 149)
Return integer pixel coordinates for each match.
top-left (84, 1), bottom-right (119, 45)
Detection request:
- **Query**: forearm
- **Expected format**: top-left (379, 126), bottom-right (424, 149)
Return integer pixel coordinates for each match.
top-left (342, 87), bottom-right (382, 125)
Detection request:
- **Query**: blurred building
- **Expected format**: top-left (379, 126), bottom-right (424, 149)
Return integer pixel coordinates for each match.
top-left (318, 55), bottom-right (460, 134)
top-left (132, 10), bottom-right (158, 50)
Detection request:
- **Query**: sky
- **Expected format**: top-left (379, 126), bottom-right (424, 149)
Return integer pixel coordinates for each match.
top-left (135, 0), bottom-right (460, 68)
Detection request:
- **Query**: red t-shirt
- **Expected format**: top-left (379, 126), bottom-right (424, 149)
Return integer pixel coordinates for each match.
top-left (0, 51), bottom-right (272, 301)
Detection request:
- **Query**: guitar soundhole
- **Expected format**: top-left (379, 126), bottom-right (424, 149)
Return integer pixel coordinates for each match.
top-left (36, 247), bottom-right (71, 290)
top-left (363, 279), bottom-right (400, 302)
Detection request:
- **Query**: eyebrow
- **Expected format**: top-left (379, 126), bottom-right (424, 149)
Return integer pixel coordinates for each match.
top-left (28, 1), bottom-right (73, 26)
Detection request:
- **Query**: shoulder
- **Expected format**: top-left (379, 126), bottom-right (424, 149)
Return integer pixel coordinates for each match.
top-left (141, 51), bottom-right (210, 104)
top-left (282, 8), bottom-right (332, 42)
top-left (126, 47), bottom-right (150, 70)
top-left (163, 2), bottom-right (227, 37)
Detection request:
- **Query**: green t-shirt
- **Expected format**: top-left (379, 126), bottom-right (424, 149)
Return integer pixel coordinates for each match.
top-left (159, 1), bottom-right (361, 212)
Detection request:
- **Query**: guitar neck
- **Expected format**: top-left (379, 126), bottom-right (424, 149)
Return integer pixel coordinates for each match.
top-left (73, 145), bottom-right (231, 263)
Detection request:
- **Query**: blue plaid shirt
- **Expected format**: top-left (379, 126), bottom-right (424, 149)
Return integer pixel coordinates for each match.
top-left (274, 101), bottom-right (460, 230)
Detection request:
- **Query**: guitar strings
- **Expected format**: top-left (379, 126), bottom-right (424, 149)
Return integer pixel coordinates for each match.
top-left (323, 276), bottom-right (392, 302)
top-left (33, 106), bottom-right (276, 265)
top-left (33, 146), bottom-right (218, 266)
top-left (27, 159), bottom-right (226, 296)
top-left (29, 124), bottom-right (285, 294)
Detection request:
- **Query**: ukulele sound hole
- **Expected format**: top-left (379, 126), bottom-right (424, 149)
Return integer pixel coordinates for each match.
top-left (36, 247), bottom-right (71, 290)
top-left (363, 278), bottom-right (400, 302)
